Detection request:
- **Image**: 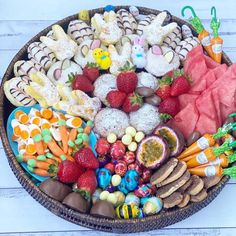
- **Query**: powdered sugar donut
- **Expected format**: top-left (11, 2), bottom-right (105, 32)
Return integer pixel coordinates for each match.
top-left (94, 108), bottom-right (130, 138)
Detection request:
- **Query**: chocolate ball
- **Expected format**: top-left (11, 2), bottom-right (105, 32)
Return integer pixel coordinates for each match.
top-left (90, 200), bottom-right (115, 219)
top-left (39, 179), bottom-right (72, 202)
top-left (63, 192), bottom-right (91, 213)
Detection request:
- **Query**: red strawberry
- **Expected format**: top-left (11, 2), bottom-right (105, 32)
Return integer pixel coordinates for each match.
top-left (83, 63), bottom-right (100, 82)
top-left (106, 90), bottom-right (126, 108)
top-left (69, 74), bottom-right (94, 92)
top-left (159, 97), bottom-right (180, 117)
top-left (57, 160), bottom-right (84, 184)
top-left (155, 75), bottom-right (172, 100)
top-left (74, 147), bottom-right (99, 169)
top-left (170, 75), bottom-right (190, 96)
top-left (117, 61), bottom-right (138, 94)
top-left (77, 170), bottom-right (97, 199)
top-left (95, 138), bottom-right (110, 155)
top-left (122, 92), bottom-right (143, 113)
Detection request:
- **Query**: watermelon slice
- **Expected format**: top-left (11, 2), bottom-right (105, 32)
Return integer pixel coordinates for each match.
top-left (204, 55), bottom-right (220, 69)
top-left (213, 64), bottom-right (227, 80)
top-left (211, 88), bottom-right (222, 126)
top-left (178, 94), bottom-right (198, 109)
top-left (195, 114), bottom-right (218, 135)
top-left (168, 103), bottom-right (199, 139)
top-left (220, 103), bottom-right (236, 121)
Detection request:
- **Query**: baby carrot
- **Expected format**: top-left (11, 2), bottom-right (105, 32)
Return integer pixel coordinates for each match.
top-left (46, 152), bottom-right (62, 163)
top-left (178, 134), bottom-right (215, 159)
top-left (58, 120), bottom-right (69, 154)
top-left (33, 134), bottom-right (45, 155)
top-left (83, 126), bottom-right (92, 134)
top-left (16, 153), bottom-right (36, 163)
top-left (189, 165), bottom-right (223, 177)
top-left (69, 128), bottom-right (77, 142)
top-left (27, 159), bottom-right (56, 172)
top-left (186, 147), bottom-right (217, 168)
top-left (27, 166), bottom-right (55, 177)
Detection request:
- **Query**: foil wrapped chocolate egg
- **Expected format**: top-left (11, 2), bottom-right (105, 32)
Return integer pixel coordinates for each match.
top-left (125, 192), bottom-right (140, 206)
top-left (124, 151), bottom-right (136, 165)
top-left (114, 191), bottom-right (125, 206)
top-left (128, 162), bottom-right (142, 175)
top-left (118, 178), bottom-right (129, 195)
top-left (97, 168), bottom-right (112, 189)
top-left (97, 155), bottom-right (111, 167)
top-left (141, 168), bottom-right (152, 183)
top-left (116, 204), bottom-right (140, 219)
top-left (106, 184), bottom-right (116, 193)
top-left (134, 184), bottom-right (153, 198)
top-left (142, 197), bottom-right (163, 216)
top-left (115, 160), bottom-right (127, 176)
top-left (105, 163), bottom-right (115, 174)
top-left (124, 170), bottom-right (139, 191)
top-left (140, 196), bottom-right (150, 206)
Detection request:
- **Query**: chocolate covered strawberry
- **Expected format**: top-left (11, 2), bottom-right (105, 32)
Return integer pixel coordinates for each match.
top-left (74, 147), bottom-right (99, 169)
top-left (171, 75), bottom-right (190, 96)
top-left (106, 90), bottom-right (126, 108)
top-left (159, 97), bottom-right (180, 117)
top-left (76, 170), bottom-right (97, 199)
top-left (83, 62), bottom-right (100, 82)
top-left (117, 61), bottom-right (137, 94)
top-left (122, 92), bottom-right (143, 113)
top-left (57, 160), bottom-right (84, 184)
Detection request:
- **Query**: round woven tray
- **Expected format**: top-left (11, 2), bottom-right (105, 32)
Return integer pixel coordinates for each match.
top-left (0, 6), bottom-right (232, 233)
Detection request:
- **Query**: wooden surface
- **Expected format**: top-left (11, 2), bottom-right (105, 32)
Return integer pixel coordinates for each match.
top-left (1, 0), bottom-right (236, 235)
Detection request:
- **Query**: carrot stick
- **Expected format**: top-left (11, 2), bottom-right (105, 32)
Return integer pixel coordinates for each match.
top-left (83, 126), bottom-right (92, 134)
top-left (27, 166), bottom-right (55, 177)
top-left (27, 159), bottom-right (56, 171)
top-left (58, 120), bottom-right (69, 154)
top-left (189, 165), bottom-right (223, 177)
top-left (186, 147), bottom-right (217, 168)
top-left (16, 153), bottom-right (37, 163)
top-left (178, 134), bottom-right (215, 159)
top-left (69, 128), bottom-right (77, 141)
top-left (46, 153), bottom-right (62, 163)
top-left (33, 134), bottom-right (45, 155)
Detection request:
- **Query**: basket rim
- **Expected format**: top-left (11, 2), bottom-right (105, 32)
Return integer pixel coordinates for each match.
top-left (0, 5), bottom-right (231, 233)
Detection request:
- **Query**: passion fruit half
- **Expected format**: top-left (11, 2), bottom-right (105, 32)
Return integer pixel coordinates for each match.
top-left (154, 125), bottom-right (185, 156)
top-left (136, 135), bottom-right (170, 169)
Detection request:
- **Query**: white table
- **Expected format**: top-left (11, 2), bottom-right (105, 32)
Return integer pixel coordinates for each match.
top-left (1, 0), bottom-right (236, 235)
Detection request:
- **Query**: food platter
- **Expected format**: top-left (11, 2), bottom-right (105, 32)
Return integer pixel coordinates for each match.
top-left (0, 5), bottom-right (233, 233)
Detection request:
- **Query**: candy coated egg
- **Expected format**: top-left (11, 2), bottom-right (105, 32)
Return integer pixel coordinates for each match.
top-left (107, 133), bottom-right (117, 144)
top-left (128, 142), bottom-right (137, 152)
top-left (97, 168), bottom-right (112, 189)
top-left (142, 197), bottom-right (163, 216)
top-left (107, 193), bottom-right (117, 205)
top-left (122, 134), bottom-right (132, 145)
top-left (111, 174), bottom-right (121, 186)
top-left (125, 126), bottom-right (137, 137)
top-left (135, 131), bottom-right (145, 143)
top-left (124, 170), bottom-right (139, 191)
top-left (125, 192), bottom-right (140, 206)
top-left (100, 190), bottom-right (110, 200)
top-left (114, 191), bottom-right (125, 206)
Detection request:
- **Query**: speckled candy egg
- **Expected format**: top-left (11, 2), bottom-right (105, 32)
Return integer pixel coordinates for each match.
top-left (134, 184), bottom-right (152, 198)
top-left (141, 168), bottom-right (152, 183)
top-left (124, 170), bottom-right (139, 191)
top-left (128, 162), bottom-right (142, 175)
top-left (123, 151), bottom-right (136, 165)
top-left (125, 192), bottom-right (140, 206)
top-left (97, 168), bottom-right (112, 189)
top-left (115, 160), bottom-right (127, 176)
top-left (104, 163), bottom-right (115, 174)
top-left (117, 178), bottom-right (129, 195)
top-left (142, 197), bottom-right (163, 216)
top-left (110, 141), bottom-right (126, 161)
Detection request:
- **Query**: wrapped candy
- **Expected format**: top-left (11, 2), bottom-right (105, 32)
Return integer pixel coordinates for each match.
top-left (118, 178), bottom-right (129, 195)
top-left (125, 192), bottom-right (140, 206)
top-left (97, 168), bottom-right (112, 189)
top-left (116, 204), bottom-right (140, 219)
top-left (142, 197), bottom-right (163, 216)
top-left (124, 151), bottom-right (136, 165)
top-left (105, 163), bottom-right (115, 174)
top-left (97, 155), bottom-right (111, 167)
top-left (114, 191), bottom-right (126, 206)
top-left (124, 170), bottom-right (139, 191)
top-left (141, 168), bottom-right (152, 183)
top-left (140, 197), bottom-right (150, 206)
top-left (134, 184), bottom-right (153, 198)
top-left (106, 184), bottom-right (116, 193)
top-left (115, 160), bottom-right (127, 176)
top-left (128, 162), bottom-right (142, 175)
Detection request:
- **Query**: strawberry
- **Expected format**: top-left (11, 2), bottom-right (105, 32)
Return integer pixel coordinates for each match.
top-left (76, 170), bottom-right (97, 199)
top-left (74, 147), bottom-right (99, 169)
top-left (122, 92), bottom-right (143, 113)
top-left (155, 75), bottom-right (173, 100)
top-left (159, 97), bottom-right (180, 117)
top-left (170, 75), bottom-right (190, 96)
top-left (68, 74), bottom-right (94, 92)
top-left (95, 138), bottom-right (110, 155)
top-left (106, 90), bottom-right (126, 108)
top-left (57, 160), bottom-right (84, 184)
top-left (83, 62), bottom-right (100, 82)
top-left (117, 61), bottom-right (137, 94)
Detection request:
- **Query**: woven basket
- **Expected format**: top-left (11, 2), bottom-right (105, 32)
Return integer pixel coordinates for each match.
top-left (0, 6), bottom-right (232, 233)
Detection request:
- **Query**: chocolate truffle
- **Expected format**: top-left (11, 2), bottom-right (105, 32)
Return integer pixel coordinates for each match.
top-left (90, 200), bottom-right (115, 219)
top-left (63, 192), bottom-right (91, 213)
top-left (39, 179), bottom-right (72, 202)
